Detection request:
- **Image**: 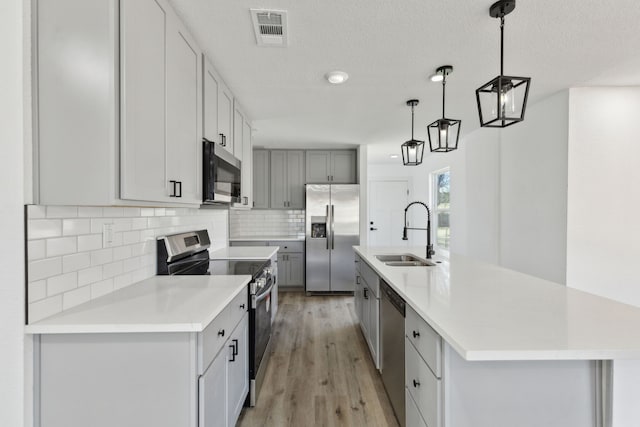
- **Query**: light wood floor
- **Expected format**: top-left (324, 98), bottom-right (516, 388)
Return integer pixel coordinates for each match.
top-left (238, 292), bottom-right (399, 427)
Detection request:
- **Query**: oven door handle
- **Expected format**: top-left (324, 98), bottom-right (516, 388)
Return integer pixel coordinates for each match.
top-left (252, 281), bottom-right (274, 308)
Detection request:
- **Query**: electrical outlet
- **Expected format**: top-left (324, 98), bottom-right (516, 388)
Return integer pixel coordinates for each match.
top-left (103, 223), bottom-right (114, 248)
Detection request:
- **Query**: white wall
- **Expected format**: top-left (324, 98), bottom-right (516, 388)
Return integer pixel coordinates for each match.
top-left (458, 129), bottom-right (500, 264)
top-left (500, 91), bottom-right (569, 284)
top-left (567, 87), bottom-right (640, 427)
top-left (0, 0), bottom-right (26, 426)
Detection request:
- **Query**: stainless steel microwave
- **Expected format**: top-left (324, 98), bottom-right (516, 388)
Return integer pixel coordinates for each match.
top-left (203, 138), bottom-right (242, 204)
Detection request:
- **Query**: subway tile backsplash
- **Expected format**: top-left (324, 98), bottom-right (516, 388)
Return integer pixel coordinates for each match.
top-left (229, 209), bottom-right (305, 238)
top-left (26, 205), bottom-right (228, 323)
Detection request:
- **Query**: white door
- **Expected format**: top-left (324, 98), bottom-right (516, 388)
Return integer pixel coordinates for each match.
top-left (368, 180), bottom-right (409, 246)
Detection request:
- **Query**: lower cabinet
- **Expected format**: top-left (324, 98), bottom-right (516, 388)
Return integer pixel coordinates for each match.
top-left (406, 388), bottom-right (429, 427)
top-left (37, 291), bottom-right (249, 427)
top-left (354, 257), bottom-right (380, 369)
top-left (200, 314), bottom-right (249, 427)
top-left (228, 240), bottom-right (305, 290)
top-left (278, 252), bottom-right (304, 289)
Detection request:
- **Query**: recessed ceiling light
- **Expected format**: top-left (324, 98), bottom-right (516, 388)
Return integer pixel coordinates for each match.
top-left (325, 71), bottom-right (349, 84)
top-left (390, 154), bottom-right (399, 159)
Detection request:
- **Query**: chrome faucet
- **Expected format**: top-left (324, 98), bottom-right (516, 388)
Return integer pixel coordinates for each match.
top-left (402, 201), bottom-right (435, 259)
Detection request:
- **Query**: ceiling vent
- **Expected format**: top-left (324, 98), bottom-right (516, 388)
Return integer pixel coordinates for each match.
top-left (250, 9), bottom-right (288, 47)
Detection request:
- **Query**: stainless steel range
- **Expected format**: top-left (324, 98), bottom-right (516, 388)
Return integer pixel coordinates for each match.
top-left (157, 230), bottom-right (274, 407)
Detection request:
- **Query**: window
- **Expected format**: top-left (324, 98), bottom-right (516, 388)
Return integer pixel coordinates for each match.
top-left (432, 168), bottom-right (450, 252)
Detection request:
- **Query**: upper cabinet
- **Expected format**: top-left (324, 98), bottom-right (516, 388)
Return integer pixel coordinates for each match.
top-left (218, 82), bottom-right (235, 156)
top-left (203, 58), bottom-right (234, 156)
top-left (203, 59), bottom-right (220, 145)
top-left (231, 100), bottom-right (253, 208)
top-left (35, 0), bottom-right (203, 206)
top-left (34, 0), bottom-right (251, 207)
top-left (253, 150), bottom-right (270, 209)
top-left (270, 151), bottom-right (305, 209)
top-left (120, 0), bottom-right (202, 204)
top-left (241, 117), bottom-right (253, 208)
top-left (305, 150), bottom-right (357, 184)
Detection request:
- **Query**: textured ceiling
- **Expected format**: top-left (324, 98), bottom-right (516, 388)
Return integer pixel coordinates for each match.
top-left (170, 0), bottom-right (640, 163)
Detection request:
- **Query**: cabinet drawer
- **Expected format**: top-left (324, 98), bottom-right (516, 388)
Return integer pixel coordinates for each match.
top-left (406, 305), bottom-right (442, 378)
top-left (359, 259), bottom-right (379, 298)
top-left (406, 338), bottom-right (442, 427)
top-left (227, 287), bottom-right (248, 339)
top-left (199, 287), bottom-right (248, 374)
top-left (406, 387), bottom-right (428, 427)
top-left (354, 254), bottom-right (362, 273)
top-left (269, 241), bottom-right (304, 253)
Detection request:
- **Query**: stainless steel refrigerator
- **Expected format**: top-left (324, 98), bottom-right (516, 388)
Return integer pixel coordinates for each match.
top-left (306, 184), bottom-right (360, 292)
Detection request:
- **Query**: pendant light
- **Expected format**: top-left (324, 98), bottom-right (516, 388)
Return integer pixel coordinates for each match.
top-left (401, 99), bottom-right (425, 166)
top-left (427, 65), bottom-right (461, 152)
top-left (475, 0), bottom-right (531, 128)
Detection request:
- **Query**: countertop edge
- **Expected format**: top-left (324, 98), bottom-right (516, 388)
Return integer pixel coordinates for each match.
top-left (353, 246), bottom-right (640, 362)
top-left (209, 246), bottom-right (279, 260)
top-left (228, 236), bottom-right (305, 242)
top-left (24, 275), bottom-right (252, 335)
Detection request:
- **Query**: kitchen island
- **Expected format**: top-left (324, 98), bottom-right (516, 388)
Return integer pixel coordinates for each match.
top-left (354, 246), bottom-right (640, 427)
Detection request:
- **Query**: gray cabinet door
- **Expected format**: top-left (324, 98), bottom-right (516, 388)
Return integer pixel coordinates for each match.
top-left (226, 315), bottom-right (248, 427)
top-left (287, 253), bottom-right (304, 288)
top-left (270, 151), bottom-right (288, 209)
top-left (286, 151), bottom-right (305, 209)
top-left (331, 151), bottom-right (357, 184)
top-left (199, 347), bottom-right (227, 427)
top-left (362, 284), bottom-right (371, 337)
top-left (253, 150), bottom-right (270, 208)
top-left (305, 151), bottom-right (331, 183)
top-left (277, 253), bottom-right (288, 286)
top-left (120, 0), bottom-right (169, 203)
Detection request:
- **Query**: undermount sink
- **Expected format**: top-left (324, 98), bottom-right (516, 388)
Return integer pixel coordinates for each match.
top-left (385, 260), bottom-right (435, 267)
top-left (375, 254), bottom-right (436, 267)
top-left (375, 254), bottom-right (422, 262)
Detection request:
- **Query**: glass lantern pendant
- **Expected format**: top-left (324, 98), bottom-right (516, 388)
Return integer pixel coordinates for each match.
top-left (428, 65), bottom-right (461, 152)
top-left (401, 99), bottom-right (425, 166)
top-left (475, 0), bottom-right (531, 128)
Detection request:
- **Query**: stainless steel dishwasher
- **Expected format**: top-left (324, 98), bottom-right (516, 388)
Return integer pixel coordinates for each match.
top-left (380, 279), bottom-right (406, 427)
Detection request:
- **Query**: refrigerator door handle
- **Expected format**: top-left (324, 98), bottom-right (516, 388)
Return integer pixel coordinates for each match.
top-left (331, 204), bottom-right (335, 250)
top-left (326, 204), bottom-right (330, 250)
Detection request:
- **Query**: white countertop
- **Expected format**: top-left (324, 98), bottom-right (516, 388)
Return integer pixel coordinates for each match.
top-left (24, 275), bottom-right (251, 334)
top-left (209, 246), bottom-right (279, 260)
top-left (354, 246), bottom-right (640, 361)
top-left (229, 236), bottom-right (304, 241)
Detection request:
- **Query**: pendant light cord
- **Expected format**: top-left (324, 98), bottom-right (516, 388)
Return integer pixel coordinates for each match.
top-left (441, 72), bottom-right (447, 119)
top-left (410, 103), bottom-right (415, 140)
top-left (500, 15), bottom-right (505, 76)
